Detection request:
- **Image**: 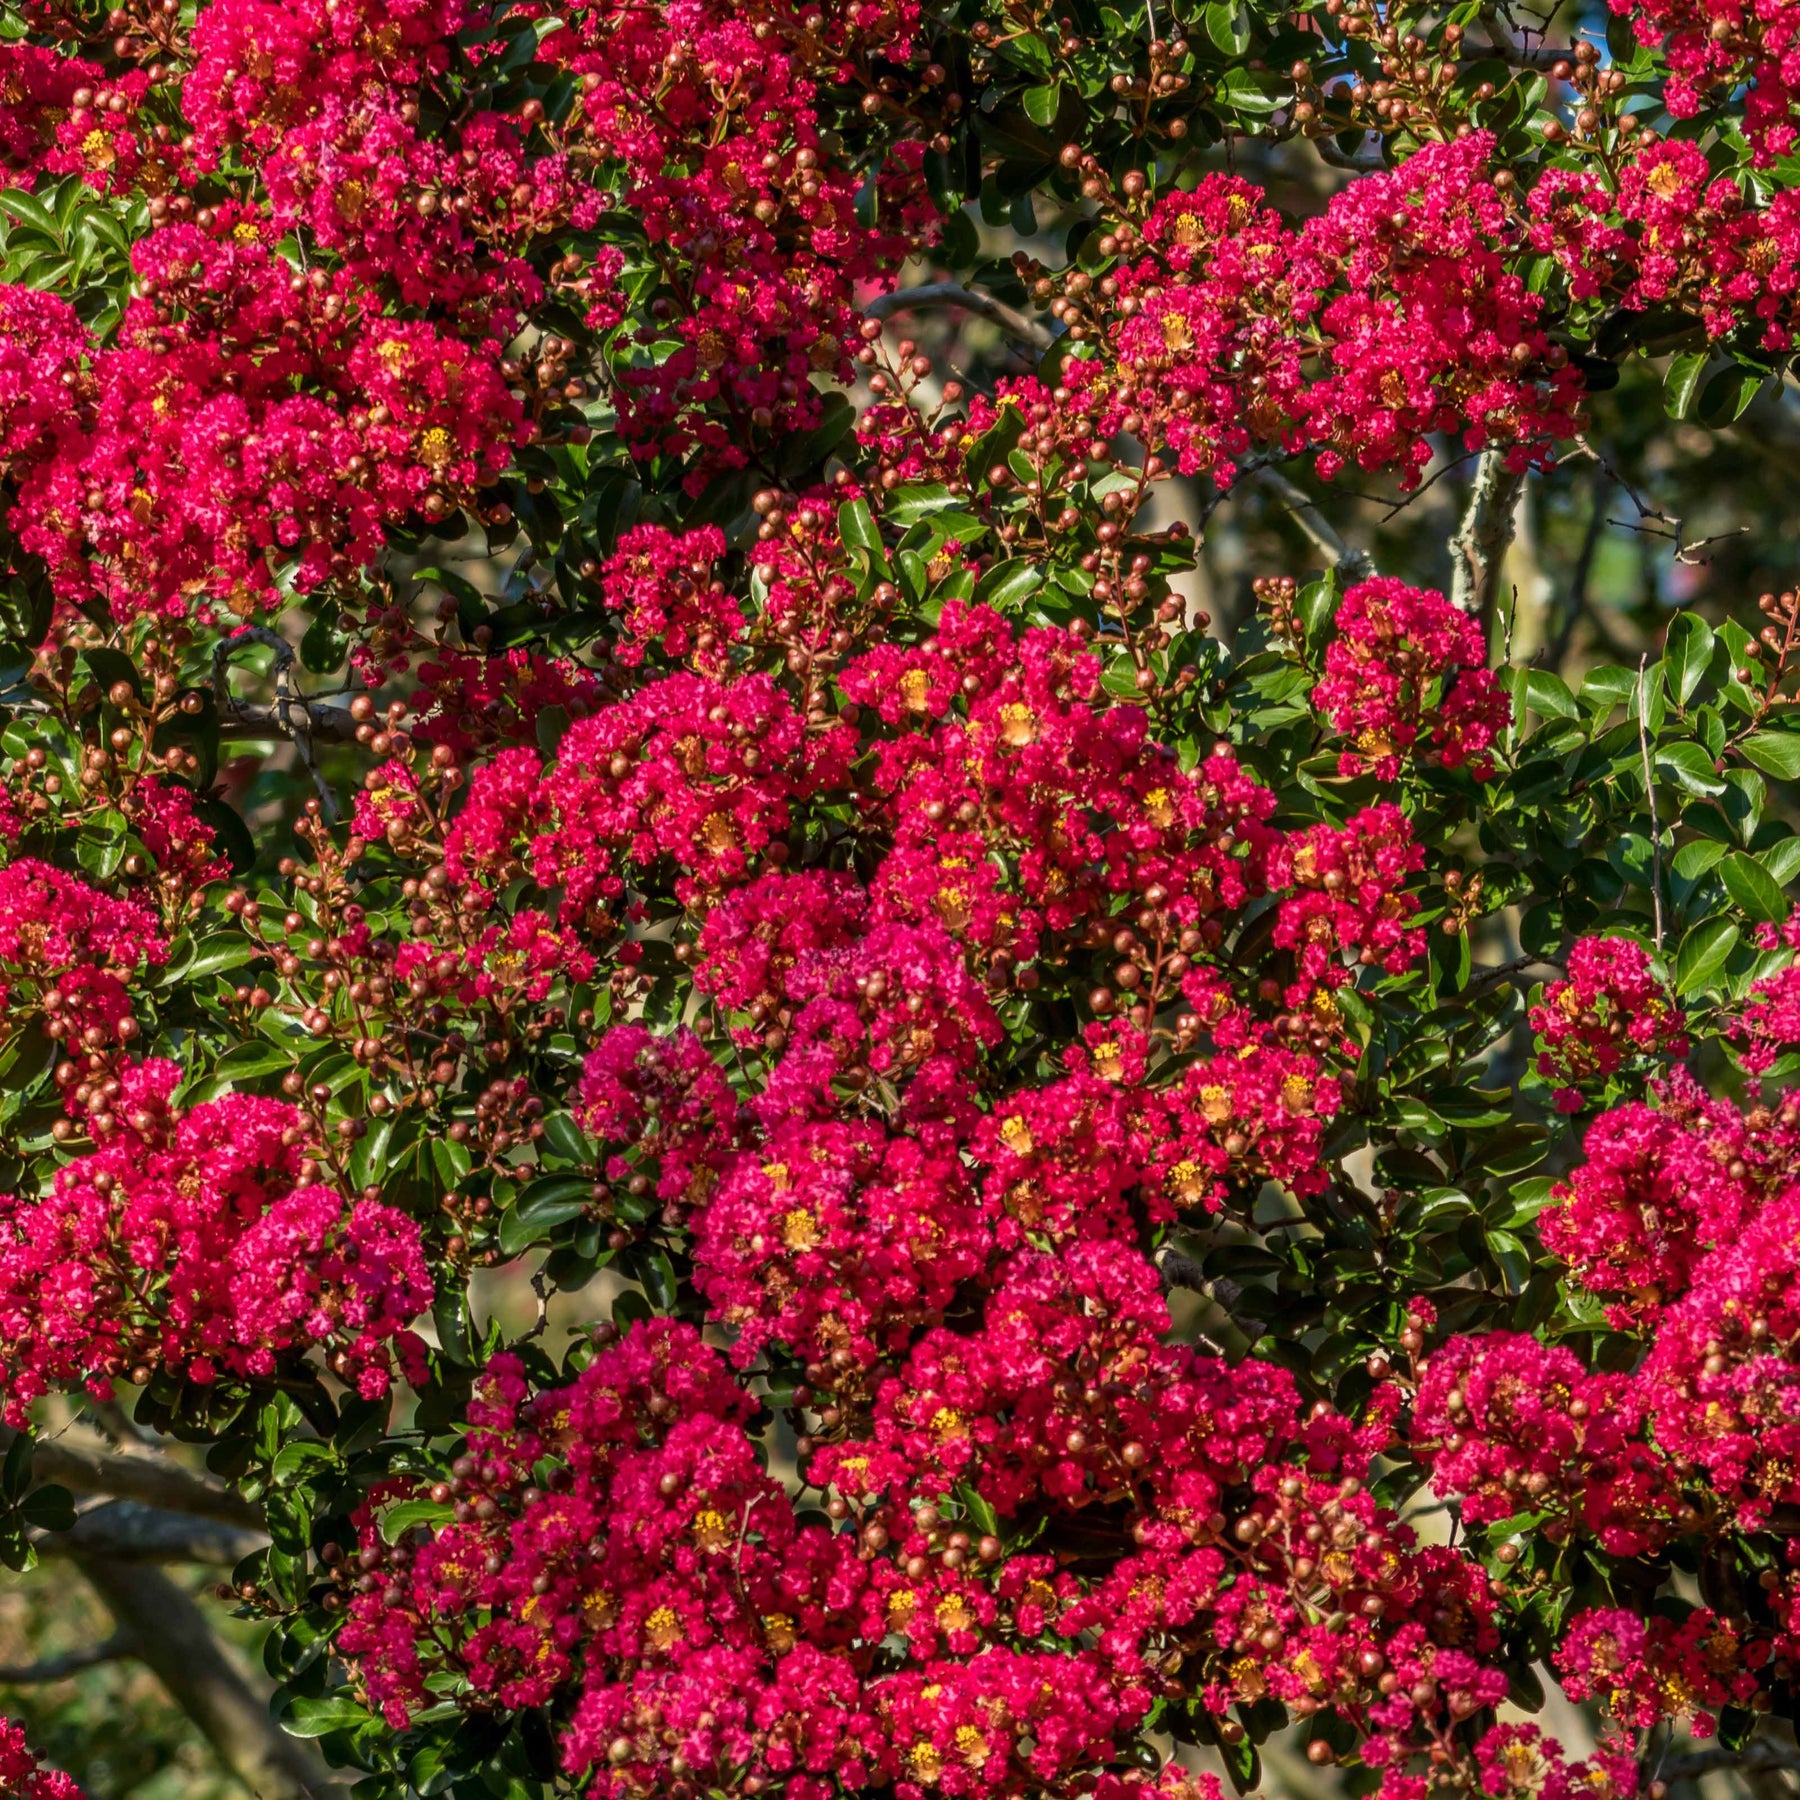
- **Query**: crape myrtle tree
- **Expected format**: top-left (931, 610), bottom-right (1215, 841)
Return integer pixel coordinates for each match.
top-left (8, 0), bottom-right (1800, 1794)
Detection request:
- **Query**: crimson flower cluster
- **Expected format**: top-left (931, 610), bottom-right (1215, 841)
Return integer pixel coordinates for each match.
top-left (1097, 140), bottom-right (1586, 491)
top-left (0, 1059), bottom-right (432, 1422)
top-left (0, 1720), bottom-right (80, 1800)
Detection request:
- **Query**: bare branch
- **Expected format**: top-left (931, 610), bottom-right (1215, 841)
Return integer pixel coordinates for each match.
top-left (0, 1634), bottom-right (135, 1684)
top-left (39, 1500), bottom-right (269, 1567)
top-left (1457, 40), bottom-right (1565, 66)
top-left (1567, 435), bottom-right (1743, 567)
top-left (1255, 466), bottom-right (1375, 580)
top-left (77, 1558), bottom-right (338, 1799)
top-left (1464, 954), bottom-right (1566, 997)
top-left (216, 694), bottom-right (360, 746)
top-left (866, 283), bottom-right (1053, 352)
top-left (1662, 1736), bottom-right (1800, 1782)
top-left (10, 1429), bottom-right (264, 1528)
top-left (1449, 449), bottom-right (1525, 617)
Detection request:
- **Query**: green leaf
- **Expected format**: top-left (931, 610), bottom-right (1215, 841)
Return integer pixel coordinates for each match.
top-left (299, 606), bottom-right (350, 675)
top-left (1663, 349), bottom-right (1708, 419)
top-left (837, 498), bottom-right (881, 556)
top-left (1671, 838), bottom-right (1729, 884)
top-left (1698, 364), bottom-right (1765, 427)
top-left (1219, 1731), bottom-right (1261, 1795)
top-left (535, 703), bottom-right (571, 758)
top-left (1, 1433), bottom-right (32, 1503)
top-left (1522, 670), bottom-right (1578, 721)
top-left (379, 1497), bottom-right (456, 1544)
top-left (181, 936), bottom-right (264, 981)
top-left (1673, 915), bottom-right (1739, 994)
top-left (538, 1110), bottom-right (592, 1166)
top-left (1721, 851), bottom-right (1789, 923)
top-left (278, 1692), bottom-right (374, 1737)
top-left (74, 808), bottom-right (128, 880)
top-left (956, 1484), bottom-right (1000, 1538)
top-left (1203, 0), bottom-right (1252, 54)
top-left (1486, 1229), bottom-right (1532, 1295)
top-left (1739, 730), bottom-right (1800, 779)
top-left (18, 1484), bottom-right (74, 1533)
top-left (884, 483), bottom-right (958, 526)
top-left (971, 559), bottom-right (1042, 611)
top-left (1491, 1176), bottom-right (1555, 1229)
top-left (182, 1038), bottom-right (297, 1104)
top-left (0, 1018), bottom-right (50, 1093)
top-left (83, 645), bottom-right (143, 702)
top-left (1654, 741), bottom-right (1726, 797)
top-left (1762, 837), bottom-right (1800, 886)
top-left (1663, 611), bottom-right (1714, 706)
top-left (0, 190), bottom-right (58, 237)
top-left (1022, 82), bottom-right (1062, 128)
top-left (498, 1175), bottom-right (594, 1255)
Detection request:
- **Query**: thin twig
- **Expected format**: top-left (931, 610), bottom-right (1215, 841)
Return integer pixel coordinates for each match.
top-left (1256, 466), bottom-right (1375, 579)
top-left (521, 1268), bottom-right (554, 1342)
top-left (1377, 449), bottom-right (1481, 524)
top-left (865, 283), bottom-right (1053, 352)
top-left (1637, 653), bottom-right (1665, 951)
top-left (1463, 954), bottom-right (1566, 996)
top-left (1571, 435), bottom-right (1743, 566)
top-left (1456, 41), bottom-right (1566, 66)
top-left (1542, 471), bottom-right (1610, 673)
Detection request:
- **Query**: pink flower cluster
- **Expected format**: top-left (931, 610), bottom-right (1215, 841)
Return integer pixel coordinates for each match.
top-left (1530, 935), bottom-right (1689, 1111)
top-left (1414, 1331), bottom-right (1679, 1556)
top-left (842, 599), bottom-right (1281, 965)
top-left (446, 672), bottom-right (856, 918)
top-left (408, 645), bottom-right (605, 760)
top-left (1471, 1724), bottom-right (1638, 1800)
top-left (1539, 1071), bottom-right (1761, 1317)
top-left (0, 1719), bottom-right (81, 1800)
top-left (1103, 138), bottom-right (1587, 491)
top-left (0, 1060), bottom-right (432, 1423)
top-left (1529, 141), bottom-right (1800, 349)
top-left (337, 1320), bottom-right (1136, 1798)
top-left (1534, 1070), bottom-right (1800, 1526)
top-left (598, 523), bottom-right (743, 670)
top-left (1734, 906), bottom-right (1800, 1072)
top-left (6, 226), bottom-right (522, 623)
top-left (1269, 805), bottom-right (1427, 1009)
top-left (0, 859), bottom-right (166, 1048)
top-left (1609, 0), bottom-right (1800, 164)
top-left (542, 0), bottom-right (931, 473)
top-left (1555, 1607), bottom-right (1760, 1736)
top-left (1311, 578), bottom-right (1511, 780)
top-left (1142, 1042), bottom-right (1343, 1213)
top-left (0, 45), bottom-right (151, 197)
top-left (334, 1294), bottom-right (1519, 1800)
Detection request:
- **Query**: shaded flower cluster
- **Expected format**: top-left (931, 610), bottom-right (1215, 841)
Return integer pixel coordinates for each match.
top-left (0, 1060), bottom-right (432, 1423)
